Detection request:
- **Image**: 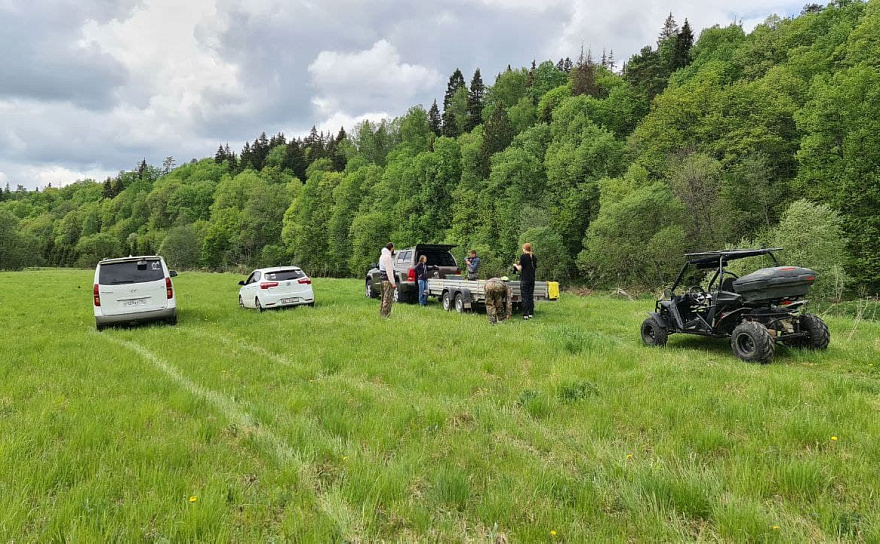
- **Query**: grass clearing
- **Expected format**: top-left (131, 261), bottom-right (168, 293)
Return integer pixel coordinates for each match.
top-left (1, 269), bottom-right (879, 541)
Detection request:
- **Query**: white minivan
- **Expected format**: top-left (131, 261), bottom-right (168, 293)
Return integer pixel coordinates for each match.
top-left (238, 267), bottom-right (314, 311)
top-left (93, 255), bottom-right (178, 330)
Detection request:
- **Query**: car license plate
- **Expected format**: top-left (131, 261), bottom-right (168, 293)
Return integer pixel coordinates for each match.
top-left (281, 297), bottom-right (298, 304)
top-left (123, 299), bottom-right (147, 307)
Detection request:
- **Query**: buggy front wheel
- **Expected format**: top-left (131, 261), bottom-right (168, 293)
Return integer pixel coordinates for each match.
top-left (641, 316), bottom-right (668, 347)
top-left (731, 322), bottom-right (775, 363)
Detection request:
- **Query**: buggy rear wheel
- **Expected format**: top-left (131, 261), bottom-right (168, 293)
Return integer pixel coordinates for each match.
top-left (641, 316), bottom-right (668, 347)
top-left (731, 321), bottom-right (775, 363)
top-left (798, 313), bottom-right (830, 350)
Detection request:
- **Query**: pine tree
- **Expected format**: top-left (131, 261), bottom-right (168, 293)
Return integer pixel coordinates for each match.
top-left (563, 57), bottom-right (573, 73)
top-left (442, 109), bottom-right (459, 138)
top-left (443, 69), bottom-right (466, 111)
top-left (673, 19), bottom-right (694, 69)
top-left (240, 141), bottom-right (253, 171)
top-left (137, 159), bottom-right (147, 178)
top-left (285, 139), bottom-right (308, 181)
top-left (466, 68), bottom-right (485, 132)
top-left (479, 102), bottom-right (514, 177)
top-left (215, 144), bottom-right (227, 164)
top-left (102, 178), bottom-right (114, 199)
top-left (607, 49), bottom-right (616, 72)
top-left (601, 48), bottom-right (607, 68)
top-left (571, 47), bottom-right (599, 97)
top-left (329, 127), bottom-right (347, 171)
top-left (659, 12), bottom-right (678, 44)
top-left (556, 58), bottom-right (565, 71)
top-left (428, 99), bottom-right (442, 135)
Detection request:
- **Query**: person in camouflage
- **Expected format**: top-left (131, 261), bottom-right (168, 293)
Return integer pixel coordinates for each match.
top-left (484, 277), bottom-right (512, 324)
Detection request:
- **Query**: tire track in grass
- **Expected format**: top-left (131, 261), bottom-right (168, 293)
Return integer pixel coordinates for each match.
top-left (177, 327), bottom-right (301, 371)
top-left (94, 332), bottom-right (363, 539)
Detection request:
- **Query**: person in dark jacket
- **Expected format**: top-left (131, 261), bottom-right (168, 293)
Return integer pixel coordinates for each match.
top-left (513, 242), bottom-right (536, 320)
top-left (414, 254), bottom-right (429, 306)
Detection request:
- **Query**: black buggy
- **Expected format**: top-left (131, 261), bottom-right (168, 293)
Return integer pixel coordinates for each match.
top-left (641, 248), bottom-right (830, 363)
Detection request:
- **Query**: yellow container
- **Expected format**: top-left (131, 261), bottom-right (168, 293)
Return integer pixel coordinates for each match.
top-left (548, 281), bottom-right (560, 300)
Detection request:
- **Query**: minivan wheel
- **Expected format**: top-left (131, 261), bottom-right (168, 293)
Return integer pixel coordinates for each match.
top-left (96, 322), bottom-right (105, 332)
top-left (166, 315), bottom-right (178, 326)
top-left (255, 298), bottom-right (264, 312)
top-left (731, 321), bottom-right (775, 363)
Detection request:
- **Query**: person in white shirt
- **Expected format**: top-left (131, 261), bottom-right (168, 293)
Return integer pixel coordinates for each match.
top-left (378, 242), bottom-right (397, 317)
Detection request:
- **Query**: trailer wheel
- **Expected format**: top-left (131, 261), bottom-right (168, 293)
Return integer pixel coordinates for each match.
top-left (731, 321), bottom-right (775, 363)
top-left (441, 290), bottom-right (453, 311)
top-left (641, 316), bottom-right (668, 347)
top-left (454, 292), bottom-right (467, 313)
top-left (799, 313), bottom-right (830, 350)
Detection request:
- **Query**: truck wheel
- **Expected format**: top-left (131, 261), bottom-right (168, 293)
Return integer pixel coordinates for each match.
top-left (365, 280), bottom-right (377, 299)
top-left (641, 316), bottom-right (668, 347)
top-left (799, 313), bottom-right (830, 350)
top-left (441, 291), bottom-right (453, 311)
top-left (454, 292), bottom-right (467, 313)
top-left (731, 322), bottom-right (775, 363)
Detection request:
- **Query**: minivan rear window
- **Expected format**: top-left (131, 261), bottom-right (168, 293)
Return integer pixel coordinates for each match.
top-left (264, 269), bottom-right (305, 281)
top-left (99, 260), bottom-right (165, 284)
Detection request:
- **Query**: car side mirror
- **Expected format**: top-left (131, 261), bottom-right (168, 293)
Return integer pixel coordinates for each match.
top-left (663, 289), bottom-right (672, 299)
top-left (169, 270), bottom-right (178, 278)
top-left (238, 280), bottom-right (245, 286)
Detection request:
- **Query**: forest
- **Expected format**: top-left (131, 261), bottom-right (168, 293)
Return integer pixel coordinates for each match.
top-left (1, 1), bottom-right (878, 299)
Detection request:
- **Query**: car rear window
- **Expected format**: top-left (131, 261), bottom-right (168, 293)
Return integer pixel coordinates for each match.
top-left (264, 269), bottom-right (305, 281)
top-left (99, 260), bottom-right (165, 284)
top-left (421, 252), bottom-right (456, 266)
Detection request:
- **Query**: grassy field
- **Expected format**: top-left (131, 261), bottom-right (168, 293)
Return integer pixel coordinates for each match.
top-left (1, 269), bottom-right (878, 542)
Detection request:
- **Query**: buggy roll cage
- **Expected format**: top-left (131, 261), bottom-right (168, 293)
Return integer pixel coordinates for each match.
top-left (669, 248), bottom-right (782, 294)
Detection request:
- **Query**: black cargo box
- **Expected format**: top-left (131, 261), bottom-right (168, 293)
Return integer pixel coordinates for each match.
top-left (732, 266), bottom-right (816, 303)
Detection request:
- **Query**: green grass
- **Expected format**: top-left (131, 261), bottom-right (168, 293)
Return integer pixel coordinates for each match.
top-left (1, 269), bottom-right (879, 541)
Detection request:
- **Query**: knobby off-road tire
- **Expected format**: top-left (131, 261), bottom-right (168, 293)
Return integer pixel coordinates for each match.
top-left (365, 279), bottom-right (377, 299)
top-left (731, 321), bottom-right (775, 363)
top-left (641, 316), bottom-right (668, 347)
top-left (799, 313), bottom-right (830, 350)
top-left (441, 290), bottom-right (453, 311)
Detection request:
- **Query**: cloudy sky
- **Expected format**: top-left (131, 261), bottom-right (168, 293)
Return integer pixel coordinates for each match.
top-left (1, 0), bottom-right (805, 190)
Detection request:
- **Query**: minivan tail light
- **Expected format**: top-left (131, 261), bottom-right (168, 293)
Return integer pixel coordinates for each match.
top-left (260, 281), bottom-right (279, 289)
top-left (407, 267), bottom-right (416, 282)
top-left (93, 284), bottom-right (101, 306)
top-left (297, 278), bottom-right (312, 285)
top-left (166, 277), bottom-right (174, 299)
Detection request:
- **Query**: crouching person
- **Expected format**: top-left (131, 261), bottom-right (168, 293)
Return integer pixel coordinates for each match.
top-left (485, 277), bottom-right (512, 325)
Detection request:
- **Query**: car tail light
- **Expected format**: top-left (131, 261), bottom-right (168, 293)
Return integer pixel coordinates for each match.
top-left (93, 284), bottom-right (101, 306)
top-left (297, 278), bottom-right (312, 285)
top-left (407, 268), bottom-right (416, 282)
top-left (260, 281), bottom-right (279, 289)
top-left (166, 277), bottom-right (174, 299)
top-left (807, 276), bottom-right (815, 281)
top-left (780, 267), bottom-right (796, 271)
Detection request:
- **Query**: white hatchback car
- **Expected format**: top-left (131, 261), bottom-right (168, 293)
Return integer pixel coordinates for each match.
top-left (94, 255), bottom-right (178, 330)
top-left (238, 267), bottom-right (314, 311)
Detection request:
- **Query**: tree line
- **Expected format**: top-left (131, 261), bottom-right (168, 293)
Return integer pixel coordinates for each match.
top-left (1, 2), bottom-right (877, 299)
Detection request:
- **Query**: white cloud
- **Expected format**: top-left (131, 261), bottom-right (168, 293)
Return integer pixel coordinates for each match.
top-left (308, 39), bottom-right (442, 117)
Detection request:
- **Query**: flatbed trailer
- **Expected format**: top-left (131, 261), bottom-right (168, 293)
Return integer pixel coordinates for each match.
top-left (427, 278), bottom-right (560, 313)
